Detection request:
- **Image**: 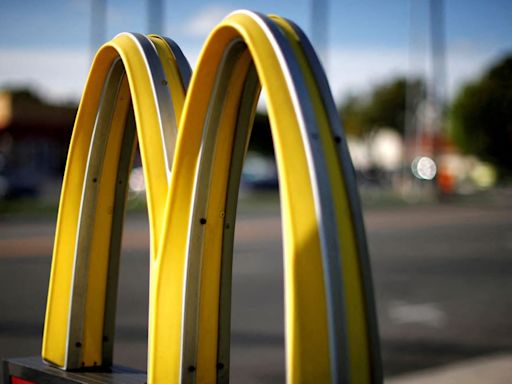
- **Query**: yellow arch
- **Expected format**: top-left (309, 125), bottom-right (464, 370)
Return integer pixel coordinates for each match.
top-left (150, 11), bottom-right (380, 384)
top-left (42, 33), bottom-right (190, 368)
top-left (42, 10), bottom-right (381, 384)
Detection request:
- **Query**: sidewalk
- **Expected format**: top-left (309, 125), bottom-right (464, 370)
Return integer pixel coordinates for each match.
top-left (387, 353), bottom-right (512, 384)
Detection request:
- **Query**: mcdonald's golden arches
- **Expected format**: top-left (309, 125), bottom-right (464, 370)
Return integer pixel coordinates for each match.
top-left (42, 10), bottom-right (382, 384)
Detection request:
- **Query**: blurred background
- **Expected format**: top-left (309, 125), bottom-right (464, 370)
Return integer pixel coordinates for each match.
top-left (1, 1), bottom-right (511, 383)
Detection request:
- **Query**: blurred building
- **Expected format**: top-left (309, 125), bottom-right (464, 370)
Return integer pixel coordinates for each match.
top-left (0, 90), bottom-right (75, 198)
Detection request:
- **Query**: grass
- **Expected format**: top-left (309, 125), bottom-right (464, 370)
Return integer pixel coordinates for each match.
top-left (0, 198), bottom-right (59, 218)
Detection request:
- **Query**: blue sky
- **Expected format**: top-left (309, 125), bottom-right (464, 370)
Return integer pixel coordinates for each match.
top-left (1, 0), bottom-right (511, 103)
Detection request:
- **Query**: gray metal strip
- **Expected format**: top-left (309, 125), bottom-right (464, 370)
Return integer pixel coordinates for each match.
top-left (216, 63), bottom-right (261, 384)
top-left (180, 39), bottom-right (248, 384)
top-left (180, 10), bottom-right (354, 382)
top-left (101, 103), bottom-right (137, 366)
top-left (100, 35), bottom-right (192, 366)
top-left (286, 19), bottom-right (383, 383)
top-left (247, 12), bottom-right (350, 383)
top-left (159, 36), bottom-right (193, 90)
top-left (66, 32), bottom-right (186, 369)
top-left (122, 32), bottom-right (178, 178)
top-left (67, 58), bottom-right (126, 368)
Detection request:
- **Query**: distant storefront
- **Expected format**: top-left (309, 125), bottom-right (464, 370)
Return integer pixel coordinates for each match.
top-left (0, 90), bottom-right (76, 198)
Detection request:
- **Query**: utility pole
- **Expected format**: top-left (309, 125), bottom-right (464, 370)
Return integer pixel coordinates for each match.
top-left (311, 0), bottom-right (329, 71)
top-left (148, 0), bottom-right (164, 35)
top-left (90, 0), bottom-right (106, 63)
top-left (404, 0), bottom-right (447, 196)
top-left (404, 0), bottom-right (426, 178)
top-left (429, 0), bottom-right (447, 137)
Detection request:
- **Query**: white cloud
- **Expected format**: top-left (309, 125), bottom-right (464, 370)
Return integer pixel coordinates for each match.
top-left (0, 42), bottom-right (504, 106)
top-left (444, 42), bottom-right (504, 95)
top-left (325, 48), bottom-right (408, 102)
top-left (0, 48), bottom-right (89, 103)
top-left (181, 4), bottom-right (233, 38)
top-left (325, 44), bottom-right (502, 103)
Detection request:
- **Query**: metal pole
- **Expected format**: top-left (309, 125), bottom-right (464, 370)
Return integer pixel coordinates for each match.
top-left (90, 0), bottom-right (106, 62)
top-left (310, 0), bottom-right (329, 71)
top-left (429, 0), bottom-right (447, 136)
top-left (148, 0), bottom-right (164, 35)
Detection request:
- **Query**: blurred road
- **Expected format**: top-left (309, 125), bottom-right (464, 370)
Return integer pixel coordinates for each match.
top-left (0, 190), bottom-right (511, 383)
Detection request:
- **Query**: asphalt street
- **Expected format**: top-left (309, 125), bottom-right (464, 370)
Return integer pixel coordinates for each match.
top-left (0, 189), bottom-right (511, 383)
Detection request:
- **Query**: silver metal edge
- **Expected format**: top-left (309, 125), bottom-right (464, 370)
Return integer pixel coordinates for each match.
top-left (158, 36), bottom-right (193, 90)
top-left (287, 19), bottom-right (383, 383)
top-left (62, 31), bottom-right (190, 371)
top-left (122, 32), bottom-right (177, 180)
top-left (180, 39), bottom-right (248, 384)
top-left (66, 58), bottom-right (126, 368)
top-left (238, 11), bottom-right (350, 383)
top-left (101, 102), bottom-right (138, 366)
top-left (109, 33), bottom-right (190, 373)
top-left (216, 62), bottom-right (261, 384)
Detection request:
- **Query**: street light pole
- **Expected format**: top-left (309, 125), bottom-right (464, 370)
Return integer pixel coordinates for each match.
top-left (429, 0), bottom-right (447, 137)
top-left (311, 0), bottom-right (329, 71)
top-left (90, 0), bottom-right (106, 63)
top-left (148, 0), bottom-right (164, 35)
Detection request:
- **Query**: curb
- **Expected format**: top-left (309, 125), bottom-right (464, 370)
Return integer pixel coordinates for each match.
top-left (386, 353), bottom-right (512, 384)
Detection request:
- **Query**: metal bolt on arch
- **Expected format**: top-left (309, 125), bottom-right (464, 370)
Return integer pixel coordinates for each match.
top-left (4, 10), bottom-right (382, 384)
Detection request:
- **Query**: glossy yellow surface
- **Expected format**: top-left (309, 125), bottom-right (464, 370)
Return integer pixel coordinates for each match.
top-left (272, 15), bottom-right (371, 382)
top-left (42, 33), bottom-right (185, 368)
top-left (42, 10), bottom-right (377, 384)
top-left (150, 12), bottom-right (331, 383)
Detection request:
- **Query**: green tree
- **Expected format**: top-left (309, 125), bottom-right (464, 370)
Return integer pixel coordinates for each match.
top-left (339, 77), bottom-right (425, 136)
top-left (451, 55), bottom-right (512, 173)
top-left (365, 78), bottom-right (408, 133)
top-left (338, 95), bottom-right (368, 136)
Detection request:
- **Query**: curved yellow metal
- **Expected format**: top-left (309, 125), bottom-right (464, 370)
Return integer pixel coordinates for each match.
top-left (149, 10), bottom-right (379, 384)
top-left (42, 33), bottom-right (190, 368)
top-left (42, 10), bottom-right (380, 384)
top-left (272, 15), bottom-right (380, 382)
